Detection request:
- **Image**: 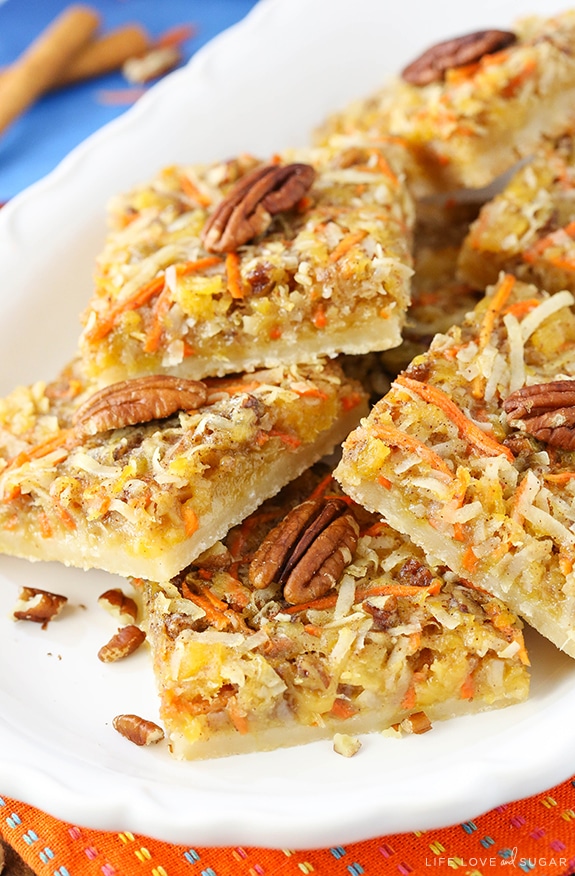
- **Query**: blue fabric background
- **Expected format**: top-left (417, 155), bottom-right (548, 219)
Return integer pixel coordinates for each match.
top-left (0, 0), bottom-right (259, 201)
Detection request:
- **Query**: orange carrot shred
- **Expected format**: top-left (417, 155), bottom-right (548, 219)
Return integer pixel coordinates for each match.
top-left (477, 273), bottom-right (516, 353)
top-left (396, 375), bottom-right (514, 463)
top-left (182, 504), bottom-right (199, 537)
top-left (329, 230), bottom-right (367, 263)
top-left (226, 252), bottom-right (245, 299)
top-left (370, 421), bottom-right (455, 480)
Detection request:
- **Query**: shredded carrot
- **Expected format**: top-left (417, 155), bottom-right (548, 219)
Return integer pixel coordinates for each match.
top-left (312, 305), bottom-right (327, 329)
top-left (86, 275), bottom-right (165, 343)
top-left (181, 584), bottom-right (230, 630)
top-left (360, 520), bottom-right (388, 538)
top-left (401, 683), bottom-right (416, 710)
top-left (178, 256), bottom-right (222, 276)
top-left (371, 421), bottom-right (455, 480)
top-left (460, 671), bottom-right (475, 700)
top-left (341, 392), bottom-right (364, 412)
top-left (462, 545), bottom-right (479, 573)
top-left (226, 700), bottom-right (249, 735)
top-left (2, 513), bottom-right (19, 531)
top-left (266, 429), bottom-right (301, 449)
top-left (453, 522), bottom-right (466, 542)
top-left (269, 325), bottom-right (282, 340)
top-left (502, 298), bottom-right (541, 318)
top-left (179, 172), bottom-right (212, 207)
top-left (329, 698), bottom-right (358, 720)
top-left (303, 623), bottom-right (323, 638)
top-left (6, 429), bottom-right (75, 473)
top-left (226, 252), bottom-right (245, 299)
top-left (292, 385), bottom-right (328, 400)
top-left (478, 273), bottom-right (516, 352)
top-left (197, 568), bottom-right (213, 581)
top-left (308, 472), bottom-right (334, 501)
top-left (284, 578), bottom-right (442, 614)
top-left (509, 476), bottom-right (531, 524)
top-left (144, 283), bottom-right (173, 353)
top-left (523, 221), bottom-right (575, 264)
top-left (378, 475), bottom-right (392, 490)
top-left (544, 472), bottom-right (575, 485)
top-left (39, 512), bottom-right (52, 539)
top-left (396, 375), bottom-right (514, 463)
top-left (181, 504), bottom-right (199, 537)
top-left (501, 57), bottom-right (537, 98)
top-left (329, 230), bottom-right (367, 263)
top-left (206, 379), bottom-right (261, 397)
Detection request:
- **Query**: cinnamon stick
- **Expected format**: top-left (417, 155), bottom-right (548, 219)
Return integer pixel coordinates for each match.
top-left (0, 4), bottom-right (100, 135)
top-left (51, 24), bottom-right (150, 87)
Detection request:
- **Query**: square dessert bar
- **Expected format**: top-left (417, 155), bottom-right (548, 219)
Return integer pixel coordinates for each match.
top-left (140, 466), bottom-right (529, 760)
top-left (380, 199), bottom-right (483, 377)
top-left (0, 359), bottom-right (366, 580)
top-left (336, 273), bottom-right (575, 657)
top-left (78, 135), bottom-right (414, 387)
top-left (459, 130), bottom-right (575, 293)
top-left (319, 11), bottom-right (575, 196)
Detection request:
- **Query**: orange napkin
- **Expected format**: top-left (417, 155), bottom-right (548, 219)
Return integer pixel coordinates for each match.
top-left (2, 776), bottom-right (575, 875)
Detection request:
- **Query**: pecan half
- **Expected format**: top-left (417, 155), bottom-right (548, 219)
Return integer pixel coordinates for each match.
top-left (73, 375), bottom-right (207, 436)
top-left (201, 162), bottom-right (316, 253)
top-left (504, 380), bottom-right (575, 450)
top-left (402, 29), bottom-right (517, 86)
top-left (13, 587), bottom-right (68, 628)
top-left (249, 497), bottom-right (360, 605)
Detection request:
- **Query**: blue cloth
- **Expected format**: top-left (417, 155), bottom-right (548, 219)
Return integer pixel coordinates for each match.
top-left (0, 0), bottom-right (259, 201)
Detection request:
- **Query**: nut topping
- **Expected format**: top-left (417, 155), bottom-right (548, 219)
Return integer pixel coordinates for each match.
top-left (13, 587), bottom-right (68, 628)
top-left (73, 375), bottom-right (207, 436)
top-left (401, 29), bottom-right (517, 86)
top-left (201, 162), bottom-right (316, 253)
top-left (504, 380), bottom-right (575, 450)
top-left (98, 624), bottom-right (146, 663)
top-left (249, 497), bottom-right (360, 605)
top-left (112, 713), bottom-right (165, 746)
top-left (98, 588), bottom-right (138, 625)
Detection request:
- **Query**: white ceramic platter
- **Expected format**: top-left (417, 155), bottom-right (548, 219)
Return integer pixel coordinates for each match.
top-left (1, 0), bottom-right (574, 850)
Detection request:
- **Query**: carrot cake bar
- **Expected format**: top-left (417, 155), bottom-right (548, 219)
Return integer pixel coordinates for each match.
top-left (140, 466), bottom-right (529, 760)
top-left (78, 136), bottom-right (414, 387)
top-left (0, 359), bottom-right (366, 580)
top-left (381, 199), bottom-right (482, 377)
top-left (336, 273), bottom-right (575, 657)
top-left (458, 130), bottom-right (575, 293)
top-left (318, 11), bottom-right (575, 196)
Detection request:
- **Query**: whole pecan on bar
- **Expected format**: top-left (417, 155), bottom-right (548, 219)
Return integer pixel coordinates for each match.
top-left (73, 375), bottom-right (207, 436)
top-left (248, 497), bottom-right (360, 605)
top-left (201, 162), bottom-right (316, 253)
top-left (503, 380), bottom-right (575, 450)
top-left (401, 29), bottom-right (517, 86)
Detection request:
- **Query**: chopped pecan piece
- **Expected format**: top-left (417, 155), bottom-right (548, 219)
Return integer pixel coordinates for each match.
top-left (98, 625), bottom-right (146, 662)
top-left (402, 29), bottom-right (517, 86)
top-left (504, 380), bottom-right (575, 450)
top-left (201, 162), bottom-right (316, 253)
top-left (397, 557), bottom-right (435, 589)
top-left (249, 496), bottom-right (360, 605)
top-left (112, 713), bottom-right (165, 746)
top-left (73, 375), bottom-right (207, 436)
top-left (13, 587), bottom-right (68, 628)
top-left (98, 588), bottom-right (138, 624)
